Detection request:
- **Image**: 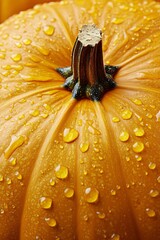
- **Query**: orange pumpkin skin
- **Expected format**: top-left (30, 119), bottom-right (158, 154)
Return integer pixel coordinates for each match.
top-left (0, 0), bottom-right (160, 239)
top-left (0, 0), bottom-right (60, 23)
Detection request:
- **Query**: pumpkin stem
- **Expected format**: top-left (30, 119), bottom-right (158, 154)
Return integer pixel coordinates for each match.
top-left (57, 25), bottom-right (119, 101)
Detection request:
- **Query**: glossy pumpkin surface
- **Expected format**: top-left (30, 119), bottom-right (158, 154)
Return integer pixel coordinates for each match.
top-left (0, 0), bottom-right (160, 239)
top-left (0, 0), bottom-right (60, 23)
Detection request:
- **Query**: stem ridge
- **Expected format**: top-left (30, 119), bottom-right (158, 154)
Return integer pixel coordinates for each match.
top-left (57, 25), bottom-right (119, 101)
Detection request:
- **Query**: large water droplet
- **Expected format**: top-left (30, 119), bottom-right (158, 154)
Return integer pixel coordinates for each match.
top-left (11, 53), bottom-right (22, 62)
top-left (148, 162), bottom-right (156, 170)
top-left (79, 142), bottom-right (89, 153)
top-left (45, 217), bottom-right (57, 227)
top-left (133, 127), bottom-right (145, 137)
top-left (64, 187), bottom-right (75, 198)
top-left (132, 141), bottom-right (144, 153)
top-left (85, 187), bottom-right (99, 203)
top-left (119, 131), bottom-right (129, 142)
top-left (55, 164), bottom-right (68, 180)
top-left (43, 25), bottom-right (55, 36)
top-left (63, 128), bottom-right (79, 143)
top-left (4, 135), bottom-right (26, 159)
top-left (39, 197), bottom-right (52, 209)
top-left (121, 109), bottom-right (133, 120)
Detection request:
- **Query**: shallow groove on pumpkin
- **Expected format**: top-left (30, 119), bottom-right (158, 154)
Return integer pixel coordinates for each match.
top-left (44, 4), bottom-right (74, 47)
top-left (95, 102), bottom-right (142, 238)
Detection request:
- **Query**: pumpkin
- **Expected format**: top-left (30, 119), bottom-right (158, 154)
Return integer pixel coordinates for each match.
top-left (0, 0), bottom-right (160, 239)
top-left (0, 0), bottom-right (60, 23)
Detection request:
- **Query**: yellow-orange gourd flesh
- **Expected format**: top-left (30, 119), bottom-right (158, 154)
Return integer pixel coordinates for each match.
top-left (0, 0), bottom-right (160, 239)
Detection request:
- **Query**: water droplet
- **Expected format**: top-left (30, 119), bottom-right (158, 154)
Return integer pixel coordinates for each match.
top-left (112, 117), bottom-right (120, 123)
top-left (119, 131), bottom-right (129, 142)
top-left (79, 142), bottom-right (89, 153)
top-left (39, 197), bottom-right (52, 209)
top-left (2, 33), bottom-right (9, 40)
top-left (15, 171), bottom-right (22, 180)
top-left (0, 209), bottom-right (5, 214)
top-left (77, 119), bottom-right (82, 126)
top-left (2, 64), bottom-right (11, 70)
top-left (96, 211), bottom-right (106, 219)
top-left (148, 162), bottom-right (156, 170)
top-left (135, 155), bottom-right (142, 162)
top-left (45, 217), bottom-right (57, 227)
top-left (4, 135), bottom-right (26, 159)
top-left (43, 25), bottom-right (55, 36)
top-left (132, 141), bottom-right (144, 153)
top-left (112, 18), bottom-right (124, 24)
top-left (94, 147), bottom-right (100, 153)
top-left (0, 53), bottom-right (6, 59)
top-left (55, 164), bottom-right (68, 180)
top-left (30, 109), bottom-right (40, 117)
top-left (146, 38), bottom-right (152, 43)
top-left (64, 187), bottom-right (74, 198)
top-left (12, 35), bottom-right (22, 40)
top-left (146, 208), bottom-right (156, 218)
top-left (121, 109), bottom-right (133, 120)
top-left (49, 178), bottom-right (56, 186)
top-left (146, 113), bottom-right (153, 119)
top-left (111, 189), bottom-right (117, 196)
top-left (43, 103), bottom-right (51, 111)
top-left (63, 128), bottom-right (79, 143)
top-left (83, 215), bottom-right (89, 221)
top-left (156, 111), bottom-right (160, 122)
top-left (110, 233), bottom-right (120, 240)
top-left (85, 187), bottom-right (99, 203)
top-left (0, 174), bottom-right (4, 182)
top-left (11, 53), bottom-right (22, 62)
top-left (6, 177), bottom-right (12, 185)
top-left (133, 127), bottom-right (145, 137)
top-left (23, 38), bottom-right (32, 45)
top-left (83, 169), bottom-right (88, 176)
top-left (157, 176), bottom-right (160, 183)
top-left (9, 157), bottom-right (17, 166)
top-left (131, 98), bottom-right (142, 105)
top-left (15, 42), bottom-right (22, 48)
top-left (149, 189), bottom-right (159, 198)
top-left (18, 114), bottom-right (25, 120)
